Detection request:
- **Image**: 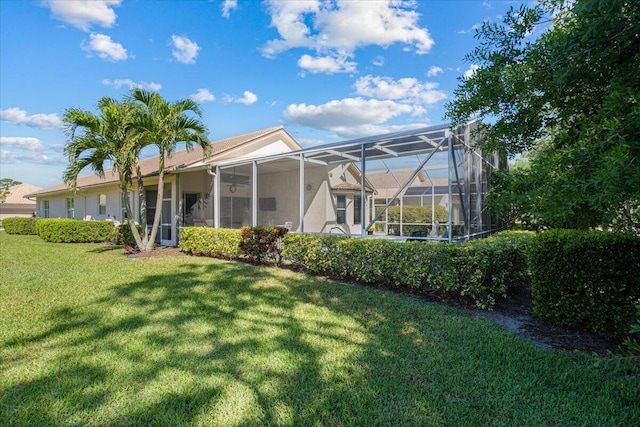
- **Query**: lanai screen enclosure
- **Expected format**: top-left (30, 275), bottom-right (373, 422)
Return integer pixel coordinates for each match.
top-left (210, 120), bottom-right (506, 242)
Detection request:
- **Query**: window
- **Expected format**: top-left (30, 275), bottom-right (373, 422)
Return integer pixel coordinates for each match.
top-left (66, 198), bottom-right (74, 219)
top-left (43, 200), bottom-right (50, 218)
top-left (98, 194), bottom-right (107, 215)
top-left (336, 195), bottom-right (346, 224)
top-left (354, 195), bottom-right (361, 225)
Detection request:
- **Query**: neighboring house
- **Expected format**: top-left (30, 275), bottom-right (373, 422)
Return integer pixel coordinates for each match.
top-left (0, 183), bottom-right (41, 221)
top-left (367, 169), bottom-right (450, 236)
top-left (27, 121), bottom-right (505, 244)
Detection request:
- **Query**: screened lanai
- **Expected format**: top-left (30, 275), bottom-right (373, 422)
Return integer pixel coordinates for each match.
top-left (209, 120), bottom-right (506, 241)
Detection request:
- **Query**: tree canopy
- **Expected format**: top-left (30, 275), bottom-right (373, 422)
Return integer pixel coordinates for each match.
top-left (446, 0), bottom-right (640, 231)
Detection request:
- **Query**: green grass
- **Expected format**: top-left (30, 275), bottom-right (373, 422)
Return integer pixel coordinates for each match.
top-left (1, 233), bottom-right (638, 426)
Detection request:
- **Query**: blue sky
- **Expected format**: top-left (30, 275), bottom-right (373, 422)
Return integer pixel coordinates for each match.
top-left (0, 0), bottom-right (520, 188)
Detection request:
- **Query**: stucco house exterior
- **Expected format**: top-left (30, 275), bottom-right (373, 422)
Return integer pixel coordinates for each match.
top-left (26, 126), bottom-right (372, 245)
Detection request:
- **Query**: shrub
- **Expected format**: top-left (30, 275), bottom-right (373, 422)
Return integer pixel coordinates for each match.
top-left (530, 229), bottom-right (640, 340)
top-left (114, 223), bottom-right (143, 250)
top-left (36, 218), bottom-right (115, 243)
top-left (179, 227), bottom-right (242, 259)
top-left (282, 232), bottom-right (533, 309)
top-left (2, 217), bottom-right (38, 235)
top-left (239, 226), bottom-right (288, 265)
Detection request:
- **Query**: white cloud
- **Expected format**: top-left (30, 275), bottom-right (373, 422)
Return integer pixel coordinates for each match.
top-left (43, 0), bottom-right (121, 31)
top-left (426, 66), bottom-right (443, 77)
top-left (262, 0), bottom-right (434, 73)
top-left (230, 91), bottom-right (258, 105)
top-left (221, 0), bottom-right (238, 18)
top-left (354, 75), bottom-right (447, 105)
top-left (171, 35), bottom-right (200, 64)
top-left (372, 56), bottom-right (385, 67)
top-left (102, 79), bottom-right (162, 91)
top-left (297, 54), bottom-right (357, 74)
top-left (0, 136), bottom-right (45, 151)
top-left (81, 33), bottom-right (128, 61)
top-left (464, 64), bottom-right (480, 79)
top-left (0, 108), bottom-right (63, 129)
top-left (190, 88), bottom-right (215, 103)
top-left (284, 97), bottom-right (424, 138)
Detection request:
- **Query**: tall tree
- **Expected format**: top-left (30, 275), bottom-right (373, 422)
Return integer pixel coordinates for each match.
top-left (130, 89), bottom-right (210, 251)
top-left (63, 97), bottom-right (148, 247)
top-left (446, 0), bottom-right (640, 231)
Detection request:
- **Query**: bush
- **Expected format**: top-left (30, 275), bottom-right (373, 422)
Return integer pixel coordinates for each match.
top-left (530, 229), bottom-right (640, 340)
top-left (2, 217), bottom-right (38, 235)
top-left (114, 223), bottom-right (143, 250)
top-left (282, 232), bottom-right (533, 309)
top-left (179, 227), bottom-right (242, 260)
top-left (239, 226), bottom-right (288, 265)
top-left (36, 218), bottom-right (115, 243)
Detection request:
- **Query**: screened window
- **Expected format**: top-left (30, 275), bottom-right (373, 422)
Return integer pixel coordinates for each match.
top-left (354, 195), bottom-right (361, 225)
top-left (98, 194), bottom-right (107, 215)
top-left (336, 195), bottom-right (346, 224)
top-left (66, 198), bottom-right (74, 219)
top-left (43, 200), bottom-right (50, 218)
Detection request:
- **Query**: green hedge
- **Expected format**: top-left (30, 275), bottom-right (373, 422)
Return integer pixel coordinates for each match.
top-left (530, 229), bottom-right (640, 340)
top-left (282, 231), bottom-right (533, 309)
top-left (36, 218), bottom-right (115, 243)
top-left (179, 227), bottom-right (242, 259)
top-left (2, 217), bottom-right (38, 235)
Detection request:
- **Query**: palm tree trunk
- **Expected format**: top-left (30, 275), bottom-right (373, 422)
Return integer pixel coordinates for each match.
top-left (136, 162), bottom-right (149, 245)
top-left (122, 184), bottom-right (143, 249)
top-left (144, 157), bottom-right (165, 251)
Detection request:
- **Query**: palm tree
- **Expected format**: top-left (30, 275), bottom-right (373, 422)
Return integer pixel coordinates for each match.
top-left (130, 89), bottom-right (210, 251)
top-left (63, 97), bottom-right (147, 249)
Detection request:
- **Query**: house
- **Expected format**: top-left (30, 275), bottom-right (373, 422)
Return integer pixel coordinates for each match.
top-left (27, 120), bottom-right (505, 244)
top-left (26, 126), bottom-right (373, 245)
top-left (0, 183), bottom-right (41, 222)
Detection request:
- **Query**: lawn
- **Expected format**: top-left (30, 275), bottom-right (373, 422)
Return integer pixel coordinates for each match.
top-left (1, 233), bottom-right (638, 426)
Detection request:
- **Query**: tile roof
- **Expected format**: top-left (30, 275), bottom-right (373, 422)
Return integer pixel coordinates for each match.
top-left (28, 126), bottom-right (289, 197)
top-left (2, 183), bottom-right (41, 204)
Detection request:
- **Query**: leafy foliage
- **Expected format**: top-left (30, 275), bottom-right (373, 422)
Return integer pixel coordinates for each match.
top-left (446, 0), bottom-right (640, 231)
top-left (178, 227), bottom-right (242, 259)
top-left (282, 232), bottom-right (534, 309)
top-left (2, 217), bottom-right (37, 235)
top-left (36, 219), bottom-right (115, 243)
top-left (238, 226), bottom-right (288, 265)
top-left (529, 229), bottom-right (640, 340)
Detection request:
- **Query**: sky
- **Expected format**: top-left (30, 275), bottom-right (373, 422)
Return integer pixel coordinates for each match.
top-left (0, 0), bottom-right (522, 189)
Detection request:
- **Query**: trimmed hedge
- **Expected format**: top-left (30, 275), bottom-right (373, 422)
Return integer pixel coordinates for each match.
top-left (530, 229), bottom-right (640, 340)
top-left (36, 218), bottom-right (115, 243)
top-left (179, 227), bottom-right (242, 259)
top-left (2, 217), bottom-right (38, 235)
top-left (239, 226), bottom-right (288, 265)
top-left (282, 231), bottom-right (533, 309)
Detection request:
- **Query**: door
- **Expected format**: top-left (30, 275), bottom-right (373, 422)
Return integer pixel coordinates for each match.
top-left (146, 182), bottom-right (176, 246)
